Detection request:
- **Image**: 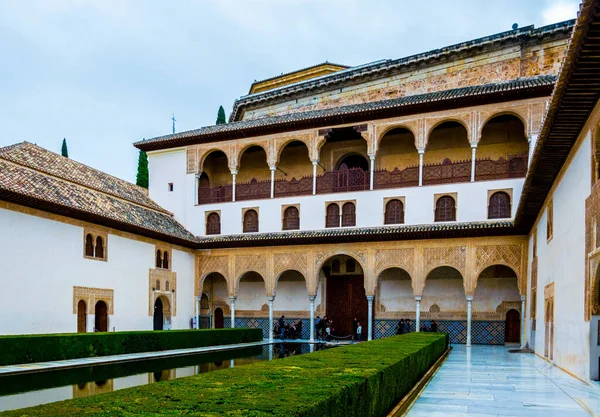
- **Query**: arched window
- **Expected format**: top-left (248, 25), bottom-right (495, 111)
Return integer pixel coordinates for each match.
top-left (155, 279), bottom-right (160, 291)
top-left (85, 234), bottom-right (94, 257)
top-left (384, 199), bottom-right (404, 224)
top-left (331, 259), bottom-right (341, 273)
top-left (283, 206), bottom-right (300, 230)
top-left (243, 209), bottom-right (259, 233)
top-left (163, 251), bottom-right (169, 269)
top-left (156, 250), bottom-right (162, 268)
top-left (488, 192), bottom-right (511, 219)
top-left (435, 196), bottom-right (456, 222)
top-left (206, 212), bottom-right (221, 235)
top-left (326, 203), bottom-right (340, 228)
top-left (95, 236), bottom-right (104, 259)
top-left (346, 259), bottom-right (356, 273)
top-left (342, 202), bottom-right (356, 227)
top-left (165, 281), bottom-right (170, 291)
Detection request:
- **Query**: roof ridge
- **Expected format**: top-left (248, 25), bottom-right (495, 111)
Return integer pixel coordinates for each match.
top-left (249, 61), bottom-right (350, 92)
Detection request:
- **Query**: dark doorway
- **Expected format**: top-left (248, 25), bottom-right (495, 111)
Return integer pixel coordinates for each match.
top-left (95, 301), bottom-right (108, 332)
top-left (336, 154), bottom-right (369, 171)
top-left (77, 300), bottom-right (86, 333)
top-left (154, 298), bottom-right (164, 331)
top-left (505, 309), bottom-right (520, 343)
top-left (214, 307), bottom-right (224, 329)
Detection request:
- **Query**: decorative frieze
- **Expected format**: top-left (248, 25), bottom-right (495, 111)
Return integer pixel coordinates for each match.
top-left (73, 286), bottom-right (114, 315)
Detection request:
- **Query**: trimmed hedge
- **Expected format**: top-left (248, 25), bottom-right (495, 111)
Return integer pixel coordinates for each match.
top-left (3, 333), bottom-right (448, 417)
top-left (0, 328), bottom-right (262, 366)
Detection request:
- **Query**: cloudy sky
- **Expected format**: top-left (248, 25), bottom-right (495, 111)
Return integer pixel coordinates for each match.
top-left (0, 0), bottom-right (580, 182)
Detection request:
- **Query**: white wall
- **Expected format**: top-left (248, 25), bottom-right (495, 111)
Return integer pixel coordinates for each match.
top-left (473, 278), bottom-right (520, 312)
top-left (0, 207), bottom-right (195, 335)
top-left (526, 133), bottom-right (591, 380)
top-left (147, 149), bottom-right (188, 224)
top-left (186, 176), bottom-right (524, 237)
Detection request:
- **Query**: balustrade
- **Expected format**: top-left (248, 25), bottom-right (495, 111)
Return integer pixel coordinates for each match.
top-left (198, 185), bottom-right (232, 204)
top-left (274, 176), bottom-right (313, 198)
top-left (422, 158), bottom-right (471, 185)
top-left (316, 168), bottom-right (369, 194)
top-left (236, 178), bottom-right (271, 201)
top-left (373, 166), bottom-right (419, 190)
top-left (475, 154), bottom-right (528, 181)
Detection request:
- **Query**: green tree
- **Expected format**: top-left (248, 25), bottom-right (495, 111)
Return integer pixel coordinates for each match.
top-left (61, 138), bottom-right (69, 158)
top-left (216, 105), bottom-right (226, 125)
top-left (136, 149), bottom-right (149, 188)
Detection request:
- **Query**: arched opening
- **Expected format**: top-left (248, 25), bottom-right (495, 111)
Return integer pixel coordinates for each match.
top-left (384, 199), bottom-right (404, 224)
top-left (95, 301), bottom-right (108, 332)
top-left (165, 281), bottom-right (170, 292)
top-left (488, 191), bottom-right (511, 219)
top-left (155, 279), bottom-right (160, 291)
top-left (375, 128), bottom-right (419, 189)
top-left (95, 236), bottom-right (104, 259)
top-left (435, 195), bottom-right (456, 222)
top-left (317, 127), bottom-right (369, 194)
top-left (163, 251), bottom-right (169, 270)
top-left (341, 202), bottom-right (356, 227)
top-left (243, 209), bottom-right (259, 233)
top-left (199, 150), bottom-right (232, 204)
top-left (156, 250), bottom-right (162, 269)
top-left (206, 212), bottom-right (221, 235)
top-left (274, 141), bottom-right (313, 197)
top-left (325, 203), bottom-right (340, 228)
top-left (505, 309), bottom-right (520, 343)
top-left (153, 297), bottom-right (164, 330)
top-left (237, 272), bottom-right (267, 336)
top-left (85, 234), bottom-right (94, 257)
top-left (274, 270), bottom-right (310, 339)
top-left (237, 146), bottom-right (270, 200)
top-left (422, 266), bottom-right (465, 339)
top-left (376, 268), bottom-right (413, 337)
top-left (424, 121), bottom-right (470, 185)
top-left (202, 272), bottom-right (228, 328)
top-left (319, 255), bottom-right (367, 338)
top-left (214, 307), bottom-right (224, 329)
top-left (474, 265), bottom-right (520, 345)
top-left (77, 300), bottom-right (86, 333)
top-left (282, 206), bottom-right (300, 230)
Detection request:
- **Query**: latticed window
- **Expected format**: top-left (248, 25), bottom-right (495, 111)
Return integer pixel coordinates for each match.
top-left (243, 209), bottom-right (259, 233)
top-left (85, 234), bottom-right (94, 257)
top-left (156, 250), bottom-right (162, 268)
top-left (206, 212), bottom-right (221, 235)
top-left (488, 192), bottom-right (511, 219)
top-left (384, 199), bottom-right (404, 224)
top-left (163, 251), bottom-right (169, 269)
top-left (95, 236), bottom-right (104, 259)
top-left (283, 206), bottom-right (300, 230)
top-left (326, 203), bottom-right (340, 228)
top-left (165, 281), bottom-right (170, 291)
top-left (435, 196), bottom-right (456, 222)
top-left (342, 202), bottom-right (356, 227)
top-left (155, 279), bottom-right (160, 291)
top-left (331, 259), bottom-right (341, 273)
top-left (346, 259), bottom-right (356, 273)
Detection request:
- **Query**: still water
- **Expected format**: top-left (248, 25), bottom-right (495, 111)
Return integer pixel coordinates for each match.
top-left (0, 342), bottom-right (323, 412)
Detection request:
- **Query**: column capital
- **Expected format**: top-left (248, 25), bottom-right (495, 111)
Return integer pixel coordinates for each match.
top-left (267, 296), bottom-right (275, 302)
top-left (312, 159), bottom-right (319, 165)
top-left (366, 295), bottom-right (375, 302)
top-left (415, 296), bottom-right (422, 302)
top-left (368, 153), bottom-right (376, 160)
top-left (308, 295), bottom-right (316, 302)
top-left (418, 148), bottom-right (425, 155)
top-left (269, 165), bottom-right (277, 171)
top-left (471, 144), bottom-right (477, 150)
top-left (229, 296), bottom-right (237, 302)
top-left (466, 295), bottom-right (474, 301)
top-left (520, 295), bottom-right (526, 301)
top-left (230, 169), bottom-right (238, 176)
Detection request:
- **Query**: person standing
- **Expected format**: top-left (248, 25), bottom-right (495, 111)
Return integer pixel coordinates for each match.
top-left (356, 322), bottom-right (362, 342)
top-left (352, 317), bottom-right (359, 340)
top-left (396, 319), bottom-right (405, 335)
top-left (405, 319), bottom-right (412, 333)
top-left (431, 320), bottom-right (438, 333)
top-left (278, 315), bottom-right (285, 340)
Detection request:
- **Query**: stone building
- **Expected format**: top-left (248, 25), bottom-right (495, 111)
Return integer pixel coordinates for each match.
top-left (2, 0), bottom-right (600, 383)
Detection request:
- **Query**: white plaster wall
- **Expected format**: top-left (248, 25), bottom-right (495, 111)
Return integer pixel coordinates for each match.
top-left (187, 176), bottom-right (524, 236)
top-left (147, 149), bottom-right (188, 224)
top-left (236, 281), bottom-right (268, 310)
top-left (380, 279), bottom-right (414, 311)
top-left (528, 133), bottom-right (591, 380)
top-left (421, 278), bottom-right (467, 311)
top-left (273, 279), bottom-right (313, 311)
top-left (0, 208), bottom-right (196, 335)
top-left (473, 278), bottom-right (520, 312)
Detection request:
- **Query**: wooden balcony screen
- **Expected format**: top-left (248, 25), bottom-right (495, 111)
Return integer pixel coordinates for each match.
top-left (475, 154), bottom-right (528, 181)
top-left (316, 168), bottom-right (369, 194)
top-left (198, 185), bottom-right (232, 205)
top-left (423, 158), bottom-right (471, 186)
top-left (274, 176), bottom-right (313, 198)
top-left (374, 166), bottom-right (419, 190)
top-left (236, 178), bottom-right (270, 201)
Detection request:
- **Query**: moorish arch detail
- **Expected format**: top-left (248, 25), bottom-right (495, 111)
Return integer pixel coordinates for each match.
top-left (373, 248), bottom-right (416, 278)
top-left (235, 254), bottom-right (267, 281)
top-left (197, 255), bottom-right (230, 296)
top-left (314, 250), bottom-right (367, 272)
top-left (273, 134), bottom-right (313, 165)
top-left (73, 286), bottom-right (114, 315)
top-left (149, 269), bottom-right (177, 316)
top-left (473, 244), bottom-right (524, 293)
top-left (273, 252), bottom-right (308, 280)
top-left (418, 246), bottom-right (467, 296)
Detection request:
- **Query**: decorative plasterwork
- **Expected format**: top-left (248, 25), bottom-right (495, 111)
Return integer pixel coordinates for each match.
top-left (149, 268), bottom-right (177, 317)
top-left (474, 244), bottom-right (524, 293)
top-left (374, 248), bottom-right (415, 278)
top-left (273, 252), bottom-right (308, 281)
top-left (314, 249), bottom-right (367, 272)
top-left (235, 254), bottom-right (267, 281)
top-left (73, 286), bottom-right (114, 315)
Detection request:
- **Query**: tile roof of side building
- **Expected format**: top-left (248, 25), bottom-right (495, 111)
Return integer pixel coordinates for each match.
top-left (0, 142), bottom-right (198, 247)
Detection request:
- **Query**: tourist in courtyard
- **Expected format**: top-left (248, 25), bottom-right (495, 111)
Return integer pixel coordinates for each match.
top-left (352, 317), bottom-right (359, 339)
top-left (396, 319), bottom-right (405, 335)
top-left (405, 319), bottom-right (412, 333)
top-left (431, 320), bottom-right (438, 332)
top-left (356, 322), bottom-right (362, 342)
top-left (278, 315), bottom-right (285, 340)
top-left (296, 319), bottom-right (303, 339)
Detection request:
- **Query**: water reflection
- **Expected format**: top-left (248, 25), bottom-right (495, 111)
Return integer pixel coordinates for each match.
top-left (0, 343), bottom-right (325, 412)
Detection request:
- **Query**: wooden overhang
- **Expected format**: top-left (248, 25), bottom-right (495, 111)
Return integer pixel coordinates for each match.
top-left (516, 0), bottom-right (600, 231)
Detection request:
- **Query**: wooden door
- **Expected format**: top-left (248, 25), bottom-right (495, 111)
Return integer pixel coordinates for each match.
top-left (326, 275), bottom-right (368, 338)
top-left (77, 300), bottom-right (87, 333)
top-left (95, 301), bottom-right (108, 332)
top-left (214, 308), bottom-right (224, 329)
top-left (153, 298), bottom-right (163, 331)
top-left (505, 309), bottom-right (520, 343)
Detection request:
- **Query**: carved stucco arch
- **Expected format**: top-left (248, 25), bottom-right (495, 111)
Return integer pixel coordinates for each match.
top-left (234, 253), bottom-right (268, 296)
top-left (473, 244), bottom-right (524, 295)
top-left (373, 248), bottom-right (417, 295)
top-left (273, 269), bottom-right (309, 298)
top-left (425, 116), bottom-right (472, 149)
top-left (234, 141), bottom-right (271, 170)
top-left (476, 110), bottom-right (528, 144)
top-left (376, 123), bottom-right (419, 153)
top-left (198, 147), bottom-right (231, 173)
top-left (420, 246), bottom-right (467, 296)
top-left (474, 264), bottom-right (520, 300)
top-left (234, 270), bottom-right (268, 297)
top-left (197, 255), bottom-right (229, 297)
top-left (273, 136), bottom-right (312, 166)
top-left (272, 252), bottom-right (310, 296)
top-left (314, 249), bottom-right (369, 294)
top-left (314, 132), bottom-right (371, 163)
top-left (376, 266), bottom-right (415, 298)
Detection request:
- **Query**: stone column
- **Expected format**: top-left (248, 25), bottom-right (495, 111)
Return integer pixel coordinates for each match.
top-left (230, 359), bottom-right (235, 368)
top-left (367, 295), bottom-right (374, 341)
top-left (470, 146), bottom-right (477, 182)
top-left (195, 295), bottom-right (201, 329)
top-left (415, 296), bottom-right (422, 332)
top-left (231, 170), bottom-right (238, 202)
top-left (229, 296), bottom-right (237, 328)
top-left (312, 160), bottom-right (318, 195)
top-left (520, 295), bottom-right (526, 348)
top-left (309, 295), bottom-right (316, 343)
top-left (466, 295), bottom-right (473, 347)
top-left (418, 149), bottom-right (425, 186)
top-left (270, 165), bottom-right (276, 199)
top-left (369, 154), bottom-right (375, 190)
top-left (194, 174), bottom-right (199, 205)
top-left (268, 296), bottom-right (275, 343)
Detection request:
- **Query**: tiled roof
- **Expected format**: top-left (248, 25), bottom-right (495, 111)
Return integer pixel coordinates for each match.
top-left (196, 221), bottom-right (518, 248)
top-left (249, 61), bottom-right (350, 92)
top-left (230, 20), bottom-right (575, 121)
top-left (0, 143), bottom-right (197, 247)
top-left (136, 75), bottom-right (556, 152)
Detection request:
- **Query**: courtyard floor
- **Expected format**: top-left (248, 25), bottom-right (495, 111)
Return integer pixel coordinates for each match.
top-left (406, 345), bottom-right (600, 417)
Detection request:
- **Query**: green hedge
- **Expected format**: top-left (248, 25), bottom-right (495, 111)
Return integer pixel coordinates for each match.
top-left (4, 333), bottom-right (448, 417)
top-left (0, 328), bottom-right (262, 366)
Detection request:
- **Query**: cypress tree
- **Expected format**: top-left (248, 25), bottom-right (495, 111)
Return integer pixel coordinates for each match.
top-left (61, 138), bottom-right (69, 158)
top-left (216, 105), bottom-right (226, 125)
top-left (136, 149), bottom-right (149, 188)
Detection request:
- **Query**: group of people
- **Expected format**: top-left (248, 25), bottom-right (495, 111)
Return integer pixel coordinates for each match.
top-left (395, 319), bottom-right (438, 334)
top-left (315, 316), bottom-right (334, 341)
top-left (274, 316), bottom-right (303, 340)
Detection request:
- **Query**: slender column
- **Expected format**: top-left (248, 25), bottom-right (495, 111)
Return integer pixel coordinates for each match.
top-left (520, 295), bottom-right (526, 348)
top-left (466, 295), bottom-right (473, 347)
top-left (415, 296), bottom-right (422, 332)
top-left (312, 160), bottom-right (318, 195)
top-left (367, 295), bottom-right (374, 341)
top-left (231, 170), bottom-right (238, 202)
top-left (195, 295), bottom-right (200, 329)
top-left (270, 166), bottom-right (276, 199)
top-left (418, 149), bottom-right (424, 186)
top-left (309, 295), bottom-right (316, 343)
top-left (470, 146), bottom-right (477, 182)
top-left (268, 296), bottom-right (274, 343)
top-left (229, 296), bottom-right (237, 328)
top-left (369, 154), bottom-right (375, 191)
top-left (230, 359), bottom-right (235, 368)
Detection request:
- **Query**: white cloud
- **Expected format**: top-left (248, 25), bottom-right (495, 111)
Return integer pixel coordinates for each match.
top-left (542, 0), bottom-right (579, 25)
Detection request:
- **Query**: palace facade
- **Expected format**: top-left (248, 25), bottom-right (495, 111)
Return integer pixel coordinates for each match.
top-left (2, 0), bottom-right (600, 383)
